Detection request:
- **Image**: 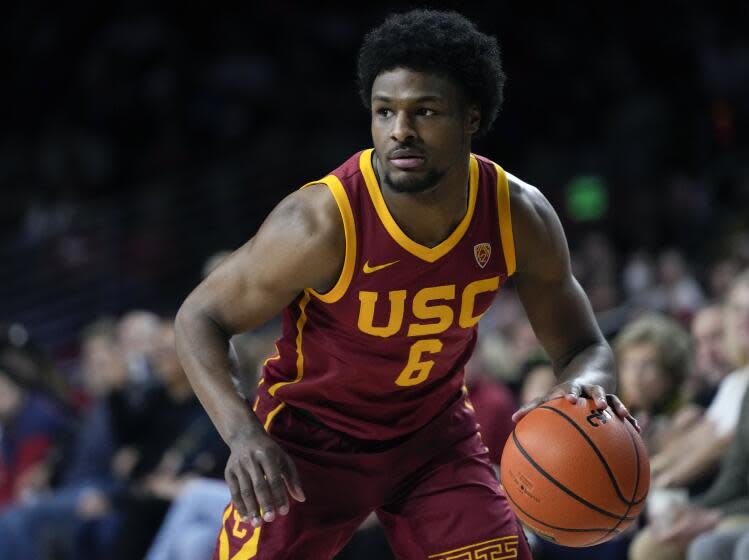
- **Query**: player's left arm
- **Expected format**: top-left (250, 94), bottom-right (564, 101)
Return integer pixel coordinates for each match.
top-left (507, 174), bottom-right (639, 431)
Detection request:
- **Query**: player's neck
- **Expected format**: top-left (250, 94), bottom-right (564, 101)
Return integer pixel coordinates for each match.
top-left (374, 153), bottom-right (471, 249)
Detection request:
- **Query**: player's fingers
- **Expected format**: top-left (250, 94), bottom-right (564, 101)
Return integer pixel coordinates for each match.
top-left (225, 470), bottom-right (247, 520)
top-left (248, 457), bottom-right (276, 523)
top-left (607, 394), bottom-right (641, 432)
top-left (563, 383), bottom-right (581, 404)
top-left (581, 384), bottom-right (607, 410)
top-left (511, 397), bottom-right (544, 422)
top-left (280, 454), bottom-right (306, 503)
top-left (258, 452), bottom-right (290, 517)
top-left (512, 389), bottom-right (567, 422)
top-left (235, 467), bottom-right (262, 527)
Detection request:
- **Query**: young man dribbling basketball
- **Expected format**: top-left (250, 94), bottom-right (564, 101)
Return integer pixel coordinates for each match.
top-left (176, 10), bottom-right (639, 559)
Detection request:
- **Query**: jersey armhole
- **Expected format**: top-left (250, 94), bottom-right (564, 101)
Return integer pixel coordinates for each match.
top-left (300, 176), bottom-right (357, 303)
top-left (494, 164), bottom-right (517, 276)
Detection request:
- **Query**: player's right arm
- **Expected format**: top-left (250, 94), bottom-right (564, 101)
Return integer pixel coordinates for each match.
top-left (175, 183), bottom-right (344, 527)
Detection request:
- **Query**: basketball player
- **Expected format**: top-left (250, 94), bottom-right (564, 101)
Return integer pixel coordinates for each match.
top-left (175, 10), bottom-right (639, 559)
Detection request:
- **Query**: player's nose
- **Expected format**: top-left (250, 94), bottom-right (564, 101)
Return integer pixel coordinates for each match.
top-left (390, 111), bottom-right (416, 142)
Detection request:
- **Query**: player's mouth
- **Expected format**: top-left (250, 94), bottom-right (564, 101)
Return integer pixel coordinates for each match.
top-left (390, 157), bottom-right (425, 170)
top-left (388, 148), bottom-right (426, 170)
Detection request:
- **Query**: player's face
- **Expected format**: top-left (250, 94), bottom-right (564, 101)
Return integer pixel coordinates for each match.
top-left (370, 68), bottom-right (479, 194)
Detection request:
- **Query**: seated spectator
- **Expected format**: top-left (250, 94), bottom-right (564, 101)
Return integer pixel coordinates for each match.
top-left (117, 310), bottom-right (162, 390)
top-left (0, 365), bottom-right (68, 508)
top-left (628, 385), bottom-right (749, 560)
top-left (97, 319), bottom-right (228, 560)
top-left (0, 317), bottom-right (158, 560)
top-left (614, 312), bottom-right (692, 454)
top-left (649, 276), bottom-right (749, 493)
top-left (684, 303), bottom-right (734, 408)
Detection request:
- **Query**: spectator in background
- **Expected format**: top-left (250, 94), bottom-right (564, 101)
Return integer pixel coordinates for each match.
top-left (614, 313), bottom-right (692, 454)
top-left (651, 250), bottom-right (705, 323)
top-left (0, 317), bottom-right (154, 560)
top-left (724, 270), bottom-right (749, 373)
top-left (629, 387), bottom-right (749, 560)
top-left (684, 303), bottom-right (734, 408)
top-left (98, 320), bottom-right (227, 560)
top-left (709, 259), bottom-right (742, 300)
top-left (0, 366), bottom-right (68, 509)
top-left (649, 297), bottom-right (747, 495)
top-left (117, 310), bottom-right (161, 389)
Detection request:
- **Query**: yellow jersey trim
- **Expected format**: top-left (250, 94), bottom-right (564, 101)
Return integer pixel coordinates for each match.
top-left (219, 505), bottom-right (232, 560)
top-left (359, 149), bottom-right (479, 263)
top-left (302, 176), bottom-right (356, 303)
top-left (495, 164), bottom-right (516, 276)
top-left (263, 402), bottom-right (286, 431)
top-left (268, 291), bottom-right (310, 396)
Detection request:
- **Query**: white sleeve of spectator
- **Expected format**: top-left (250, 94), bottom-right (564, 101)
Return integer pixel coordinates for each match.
top-left (705, 368), bottom-right (749, 437)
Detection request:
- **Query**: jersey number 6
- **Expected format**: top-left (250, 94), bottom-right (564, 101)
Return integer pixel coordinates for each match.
top-left (394, 339), bottom-right (444, 386)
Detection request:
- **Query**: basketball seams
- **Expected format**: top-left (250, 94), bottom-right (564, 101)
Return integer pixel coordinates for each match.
top-left (504, 485), bottom-right (621, 535)
top-left (537, 405), bottom-right (637, 507)
top-left (625, 420), bottom-right (648, 503)
top-left (583, 420), bottom-right (645, 547)
top-left (510, 430), bottom-right (636, 523)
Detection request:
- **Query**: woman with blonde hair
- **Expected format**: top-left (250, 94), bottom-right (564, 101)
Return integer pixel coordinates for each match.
top-left (614, 312), bottom-right (692, 453)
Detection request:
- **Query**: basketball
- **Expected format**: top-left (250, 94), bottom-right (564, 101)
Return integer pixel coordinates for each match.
top-left (500, 397), bottom-right (650, 547)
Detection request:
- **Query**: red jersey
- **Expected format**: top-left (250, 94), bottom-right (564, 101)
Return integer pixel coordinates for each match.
top-left (261, 149), bottom-right (516, 440)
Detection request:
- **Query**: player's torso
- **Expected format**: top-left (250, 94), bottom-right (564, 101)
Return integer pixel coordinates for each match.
top-left (261, 149), bottom-right (515, 439)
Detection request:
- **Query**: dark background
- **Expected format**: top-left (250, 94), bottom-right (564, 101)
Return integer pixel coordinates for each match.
top-left (3, 2), bottom-right (749, 358)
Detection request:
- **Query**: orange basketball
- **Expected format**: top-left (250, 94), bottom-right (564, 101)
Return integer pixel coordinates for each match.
top-left (500, 397), bottom-right (649, 547)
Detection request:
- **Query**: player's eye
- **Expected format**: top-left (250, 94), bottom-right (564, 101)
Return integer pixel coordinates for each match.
top-left (416, 108), bottom-right (436, 116)
top-left (376, 108), bottom-right (393, 118)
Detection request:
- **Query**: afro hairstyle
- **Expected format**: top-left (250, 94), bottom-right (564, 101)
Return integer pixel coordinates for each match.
top-left (358, 9), bottom-right (505, 138)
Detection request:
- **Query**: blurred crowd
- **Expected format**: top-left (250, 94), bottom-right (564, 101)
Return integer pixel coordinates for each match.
top-left (3, 2), bottom-right (749, 560)
top-left (2, 252), bottom-right (749, 559)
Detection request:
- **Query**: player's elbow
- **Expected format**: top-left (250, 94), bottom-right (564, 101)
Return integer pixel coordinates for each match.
top-left (176, 293), bottom-right (230, 342)
top-left (176, 293), bottom-right (209, 342)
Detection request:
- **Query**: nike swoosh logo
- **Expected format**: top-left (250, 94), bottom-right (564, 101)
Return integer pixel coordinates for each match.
top-left (363, 260), bottom-right (399, 274)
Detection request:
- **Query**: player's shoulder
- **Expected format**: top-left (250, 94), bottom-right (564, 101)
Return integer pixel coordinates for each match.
top-left (270, 149), bottom-right (367, 244)
top-left (504, 171), bottom-right (558, 233)
top-left (272, 183), bottom-right (341, 242)
top-left (504, 172), bottom-right (568, 276)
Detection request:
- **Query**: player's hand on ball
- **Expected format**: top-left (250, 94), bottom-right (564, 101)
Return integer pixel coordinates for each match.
top-left (225, 429), bottom-right (305, 528)
top-left (511, 379), bottom-right (641, 433)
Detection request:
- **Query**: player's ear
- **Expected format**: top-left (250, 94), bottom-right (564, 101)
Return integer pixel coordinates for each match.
top-left (465, 104), bottom-right (481, 135)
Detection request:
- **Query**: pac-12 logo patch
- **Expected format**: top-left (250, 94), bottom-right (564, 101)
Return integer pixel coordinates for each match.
top-left (474, 243), bottom-right (491, 268)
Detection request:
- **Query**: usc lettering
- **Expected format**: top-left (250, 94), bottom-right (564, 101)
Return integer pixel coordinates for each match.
top-left (357, 276), bottom-right (500, 387)
top-left (357, 276), bottom-right (500, 337)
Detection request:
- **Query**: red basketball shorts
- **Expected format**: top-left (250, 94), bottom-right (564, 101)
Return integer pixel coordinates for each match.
top-left (213, 388), bottom-right (530, 559)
